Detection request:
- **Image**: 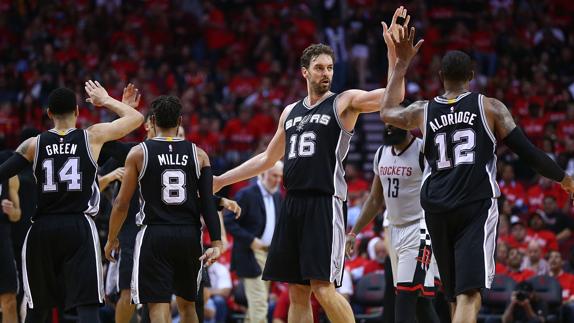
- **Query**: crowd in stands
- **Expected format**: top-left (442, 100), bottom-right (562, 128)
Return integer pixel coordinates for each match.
top-left (1, 0), bottom-right (574, 321)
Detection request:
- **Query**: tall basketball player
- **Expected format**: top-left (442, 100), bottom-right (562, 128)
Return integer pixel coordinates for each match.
top-left (0, 81), bottom-right (144, 323)
top-left (380, 26), bottom-right (574, 323)
top-left (104, 95), bottom-right (223, 323)
top-left (346, 124), bottom-right (440, 323)
top-left (213, 7), bottom-right (411, 323)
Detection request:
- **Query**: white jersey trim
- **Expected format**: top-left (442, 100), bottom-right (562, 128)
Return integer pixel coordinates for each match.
top-left (329, 197), bottom-right (346, 286)
top-left (85, 214), bottom-right (105, 303)
top-left (22, 228), bottom-right (33, 308)
top-left (332, 94), bottom-right (354, 136)
top-left (483, 198), bottom-right (499, 289)
top-left (131, 225), bottom-right (148, 304)
top-left (478, 94), bottom-right (496, 145)
top-left (192, 143), bottom-right (201, 179)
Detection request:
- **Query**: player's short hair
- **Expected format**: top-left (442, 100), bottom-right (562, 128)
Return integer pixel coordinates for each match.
top-left (440, 50), bottom-right (473, 82)
top-left (48, 87), bottom-right (77, 115)
top-left (300, 44), bottom-right (335, 69)
top-left (150, 95), bottom-right (182, 128)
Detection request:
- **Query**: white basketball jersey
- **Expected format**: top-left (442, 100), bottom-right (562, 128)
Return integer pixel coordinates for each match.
top-left (374, 138), bottom-right (424, 226)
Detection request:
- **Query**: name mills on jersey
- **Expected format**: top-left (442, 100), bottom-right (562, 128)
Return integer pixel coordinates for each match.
top-left (428, 111), bottom-right (478, 132)
top-left (158, 154), bottom-right (188, 166)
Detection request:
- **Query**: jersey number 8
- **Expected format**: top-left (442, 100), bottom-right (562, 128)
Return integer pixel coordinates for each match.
top-left (161, 169), bottom-right (187, 205)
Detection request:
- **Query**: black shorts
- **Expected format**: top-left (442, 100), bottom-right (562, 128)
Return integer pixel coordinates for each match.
top-left (22, 214), bottom-right (104, 310)
top-left (132, 225), bottom-right (202, 304)
top-left (105, 245), bottom-right (134, 297)
top-left (424, 198), bottom-right (498, 301)
top-left (262, 194), bottom-right (346, 287)
top-left (0, 225), bottom-right (18, 294)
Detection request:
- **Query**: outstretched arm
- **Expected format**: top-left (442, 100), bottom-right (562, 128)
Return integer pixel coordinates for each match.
top-left (214, 104), bottom-right (291, 192)
top-left (86, 82), bottom-right (144, 148)
top-left (486, 97), bottom-right (574, 192)
top-left (0, 138), bottom-right (36, 182)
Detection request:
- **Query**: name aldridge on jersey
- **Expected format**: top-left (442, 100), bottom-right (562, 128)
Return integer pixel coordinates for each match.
top-left (428, 111), bottom-right (477, 132)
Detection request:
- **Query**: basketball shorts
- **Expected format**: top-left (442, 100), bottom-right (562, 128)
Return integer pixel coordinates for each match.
top-left (387, 218), bottom-right (439, 297)
top-left (22, 214), bottom-right (104, 310)
top-left (105, 245), bottom-right (134, 296)
top-left (424, 198), bottom-right (498, 301)
top-left (0, 225), bottom-right (18, 294)
top-left (131, 224), bottom-right (203, 304)
top-left (263, 193), bottom-right (346, 287)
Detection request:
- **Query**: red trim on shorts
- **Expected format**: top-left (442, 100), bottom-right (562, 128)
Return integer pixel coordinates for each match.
top-left (395, 284), bottom-right (436, 296)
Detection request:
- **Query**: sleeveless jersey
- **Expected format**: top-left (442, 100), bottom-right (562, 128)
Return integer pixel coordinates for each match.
top-left (33, 129), bottom-right (100, 218)
top-left (283, 93), bottom-right (353, 199)
top-left (374, 138), bottom-right (424, 226)
top-left (421, 92), bottom-right (500, 212)
top-left (136, 138), bottom-right (202, 225)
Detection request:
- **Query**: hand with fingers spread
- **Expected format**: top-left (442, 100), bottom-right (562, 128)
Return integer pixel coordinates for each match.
top-left (382, 6), bottom-right (411, 51)
top-left (392, 25), bottom-right (424, 65)
top-left (85, 80), bottom-right (111, 107)
top-left (122, 83), bottom-right (141, 109)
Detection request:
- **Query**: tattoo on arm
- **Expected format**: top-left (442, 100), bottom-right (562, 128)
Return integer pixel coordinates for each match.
top-left (16, 139), bottom-right (31, 156)
top-left (490, 98), bottom-right (516, 139)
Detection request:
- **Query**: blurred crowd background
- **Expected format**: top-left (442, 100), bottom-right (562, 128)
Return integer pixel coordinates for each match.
top-left (1, 0), bottom-right (574, 322)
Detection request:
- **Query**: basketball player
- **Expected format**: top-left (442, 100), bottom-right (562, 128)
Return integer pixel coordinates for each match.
top-left (0, 171), bottom-right (21, 323)
top-left (345, 124), bottom-right (440, 323)
top-left (380, 26), bottom-right (574, 323)
top-left (104, 95), bottom-right (223, 323)
top-left (213, 7), bottom-right (410, 323)
top-left (100, 111), bottom-right (239, 323)
top-left (0, 81), bottom-right (144, 322)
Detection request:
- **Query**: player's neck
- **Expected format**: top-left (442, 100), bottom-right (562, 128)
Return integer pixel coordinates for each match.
top-left (442, 82), bottom-right (469, 99)
top-left (307, 90), bottom-right (332, 106)
top-left (52, 118), bottom-right (76, 131)
top-left (155, 128), bottom-right (179, 138)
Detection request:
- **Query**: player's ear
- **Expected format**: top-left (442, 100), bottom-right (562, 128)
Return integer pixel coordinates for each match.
top-left (177, 115), bottom-right (183, 127)
top-left (47, 108), bottom-right (53, 120)
top-left (469, 70), bottom-right (475, 81)
top-left (301, 67), bottom-right (308, 80)
top-left (75, 106), bottom-right (79, 117)
top-left (438, 70), bottom-right (444, 83)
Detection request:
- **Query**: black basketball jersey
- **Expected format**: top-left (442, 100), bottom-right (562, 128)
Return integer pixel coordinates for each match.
top-left (0, 177), bottom-right (9, 224)
top-left (421, 92), bottom-right (501, 212)
top-left (33, 129), bottom-right (100, 218)
top-left (283, 92), bottom-right (353, 199)
top-left (136, 138), bottom-right (201, 225)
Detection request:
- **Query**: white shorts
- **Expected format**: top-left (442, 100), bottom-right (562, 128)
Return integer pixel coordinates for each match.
top-left (387, 218), bottom-right (440, 297)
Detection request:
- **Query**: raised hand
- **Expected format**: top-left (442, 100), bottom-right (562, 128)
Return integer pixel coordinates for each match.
top-left (382, 6), bottom-right (411, 48)
top-left (122, 83), bottom-right (141, 109)
top-left (393, 25), bottom-right (424, 64)
top-left (85, 80), bottom-right (110, 107)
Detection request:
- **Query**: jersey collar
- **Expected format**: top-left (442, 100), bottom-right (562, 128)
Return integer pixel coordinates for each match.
top-left (302, 92), bottom-right (335, 109)
top-left (433, 91), bottom-right (472, 104)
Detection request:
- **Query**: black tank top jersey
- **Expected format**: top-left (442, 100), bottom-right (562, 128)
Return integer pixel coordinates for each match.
top-left (136, 138), bottom-right (202, 225)
top-left (0, 177), bottom-right (9, 224)
top-left (33, 129), bottom-right (100, 218)
top-left (283, 92), bottom-right (353, 199)
top-left (421, 92), bottom-right (501, 212)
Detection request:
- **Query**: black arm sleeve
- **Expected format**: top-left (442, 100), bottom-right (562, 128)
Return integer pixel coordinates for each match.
top-left (212, 195), bottom-right (224, 211)
top-left (0, 153), bottom-right (31, 182)
top-left (503, 128), bottom-right (565, 182)
top-left (199, 166), bottom-right (221, 241)
top-left (98, 141), bottom-right (137, 166)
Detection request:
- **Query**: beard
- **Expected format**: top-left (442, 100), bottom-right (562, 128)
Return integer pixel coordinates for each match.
top-left (382, 127), bottom-right (408, 146)
top-left (311, 79), bottom-right (331, 95)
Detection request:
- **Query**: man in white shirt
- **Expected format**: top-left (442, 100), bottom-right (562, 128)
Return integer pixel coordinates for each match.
top-left (224, 161), bottom-right (283, 323)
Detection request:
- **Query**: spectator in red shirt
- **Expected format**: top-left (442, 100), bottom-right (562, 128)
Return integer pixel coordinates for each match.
top-left (526, 176), bottom-right (569, 211)
top-left (188, 117), bottom-right (222, 156)
top-left (520, 103), bottom-right (547, 143)
top-left (345, 163), bottom-right (369, 207)
top-left (498, 164), bottom-right (526, 209)
top-left (505, 216), bottom-right (530, 252)
top-left (223, 106), bottom-right (261, 164)
top-left (526, 211), bottom-right (559, 254)
top-left (496, 241), bottom-right (510, 275)
top-left (548, 250), bottom-right (574, 302)
top-left (506, 248), bottom-right (536, 283)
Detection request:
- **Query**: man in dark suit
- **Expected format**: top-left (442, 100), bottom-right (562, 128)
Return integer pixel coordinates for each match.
top-left (225, 161), bottom-right (283, 323)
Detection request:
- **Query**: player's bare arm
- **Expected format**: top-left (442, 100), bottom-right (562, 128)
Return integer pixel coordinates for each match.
top-left (2, 176), bottom-right (21, 222)
top-left (0, 136), bottom-right (38, 183)
top-left (214, 104), bottom-right (293, 192)
top-left (336, 7), bottom-right (410, 132)
top-left (485, 96), bottom-right (574, 193)
top-left (345, 175), bottom-right (385, 257)
top-left (85, 81), bottom-right (144, 160)
top-left (380, 25), bottom-right (424, 129)
top-left (105, 145), bottom-right (143, 262)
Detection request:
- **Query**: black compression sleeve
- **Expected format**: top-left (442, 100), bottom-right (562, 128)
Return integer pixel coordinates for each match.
top-left (199, 166), bottom-right (221, 241)
top-left (503, 127), bottom-right (565, 182)
top-left (0, 153), bottom-right (30, 182)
